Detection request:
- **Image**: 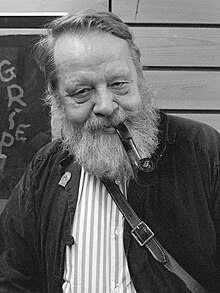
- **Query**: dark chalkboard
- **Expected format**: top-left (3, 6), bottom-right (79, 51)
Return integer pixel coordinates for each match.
top-left (0, 34), bottom-right (51, 199)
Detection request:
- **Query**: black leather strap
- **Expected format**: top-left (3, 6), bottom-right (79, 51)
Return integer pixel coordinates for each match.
top-left (102, 178), bottom-right (208, 293)
top-left (102, 178), bottom-right (168, 264)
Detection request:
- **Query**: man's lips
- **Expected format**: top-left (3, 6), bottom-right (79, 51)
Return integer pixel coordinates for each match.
top-left (100, 126), bottom-right (116, 134)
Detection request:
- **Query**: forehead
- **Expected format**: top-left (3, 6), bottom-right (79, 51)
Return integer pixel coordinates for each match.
top-left (53, 31), bottom-right (136, 76)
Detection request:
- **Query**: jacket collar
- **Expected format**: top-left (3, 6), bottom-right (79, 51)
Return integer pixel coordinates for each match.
top-left (58, 150), bottom-right (74, 176)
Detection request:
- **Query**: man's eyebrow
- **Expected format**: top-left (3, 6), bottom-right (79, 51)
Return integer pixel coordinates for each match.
top-left (107, 69), bottom-right (132, 80)
top-left (63, 74), bottom-right (92, 86)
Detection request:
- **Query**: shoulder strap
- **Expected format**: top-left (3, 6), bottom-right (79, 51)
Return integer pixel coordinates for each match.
top-left (102, 178), bottom-right (208, 293)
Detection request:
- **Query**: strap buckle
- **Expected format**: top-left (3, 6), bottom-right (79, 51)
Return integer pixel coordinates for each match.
top-left (131, 221), bottom-right (154, 246)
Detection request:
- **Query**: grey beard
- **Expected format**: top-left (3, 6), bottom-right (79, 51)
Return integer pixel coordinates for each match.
top-left (60, 97), bottom-right (159, 180)
top-left (64, 124), bottom-right (133, 180)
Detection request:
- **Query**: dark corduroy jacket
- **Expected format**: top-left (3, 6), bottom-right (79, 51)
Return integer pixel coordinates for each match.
top-left (0, 113), bottom-right (220, 293)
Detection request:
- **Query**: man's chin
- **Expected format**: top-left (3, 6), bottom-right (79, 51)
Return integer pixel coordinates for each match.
top-left (62, 130), bottom-right (131, 179)
top-left (73, 146), bottom-right (132, 180)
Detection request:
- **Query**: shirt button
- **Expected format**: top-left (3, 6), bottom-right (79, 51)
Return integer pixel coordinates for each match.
top-left (114, 285), bottom-right (120, 293)
top-left (115, 226), bottom-right (123, 236)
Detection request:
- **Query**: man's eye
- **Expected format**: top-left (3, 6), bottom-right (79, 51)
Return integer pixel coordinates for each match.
top-left (64, 87), bottom-right (92, 103)
top-left (110, 81), bottom-right (129, 95)
top-left (111, 82), bottom-right (127, 88)
top-left (66, 88), bottom-right (92, 98)
top-left (73, 88), bottom-right (91, 96)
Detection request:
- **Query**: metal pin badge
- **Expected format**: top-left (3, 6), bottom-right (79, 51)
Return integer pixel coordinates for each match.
top-left (58, 171), bottom-right (71, 187)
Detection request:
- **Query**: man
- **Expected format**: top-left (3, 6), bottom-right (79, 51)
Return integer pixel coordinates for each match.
top-left (0, 9), bottom-right (219, 293)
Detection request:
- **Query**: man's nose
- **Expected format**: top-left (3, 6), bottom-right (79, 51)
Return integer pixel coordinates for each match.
top-left (93, 88), bottom-right (118, 116)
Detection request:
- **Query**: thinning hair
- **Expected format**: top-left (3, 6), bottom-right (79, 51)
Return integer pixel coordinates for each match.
top-left (35, 9), bottom-right (144, 107)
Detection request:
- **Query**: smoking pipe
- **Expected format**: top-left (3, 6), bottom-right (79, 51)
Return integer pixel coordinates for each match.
top-left (115, 122), bottom-right (156, 186)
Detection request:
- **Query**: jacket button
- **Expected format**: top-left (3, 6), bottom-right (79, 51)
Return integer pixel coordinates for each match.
top-left (66, 235), bottom-right (75, 246)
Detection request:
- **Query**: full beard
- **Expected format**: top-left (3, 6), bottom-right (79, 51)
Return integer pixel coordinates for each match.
top-left (58, 82), bottom-right (159, 181)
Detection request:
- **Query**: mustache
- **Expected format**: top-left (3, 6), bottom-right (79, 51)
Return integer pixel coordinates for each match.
top-left (81, 109), bottom-right (134, 132)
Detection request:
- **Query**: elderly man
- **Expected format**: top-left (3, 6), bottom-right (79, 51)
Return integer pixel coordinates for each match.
top-left (0, 9), bottom-right (219, 293)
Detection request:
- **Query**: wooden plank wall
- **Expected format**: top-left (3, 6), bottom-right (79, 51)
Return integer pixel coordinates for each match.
top-left (112, 0), bottom-right (220, 132)
top-left (1, 0), bottom-right (219, 131)
top-left (0, 0), bottom-right (108, 12)
top-left (0, 0), bottom-right (219, 214)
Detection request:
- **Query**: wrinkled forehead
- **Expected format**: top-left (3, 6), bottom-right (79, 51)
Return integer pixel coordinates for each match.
top-left (53, 31), bottom-right (135, 71)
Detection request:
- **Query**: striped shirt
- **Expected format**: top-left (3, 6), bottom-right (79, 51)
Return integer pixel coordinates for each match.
top-left (62, 167), bottom-right (136, 293)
